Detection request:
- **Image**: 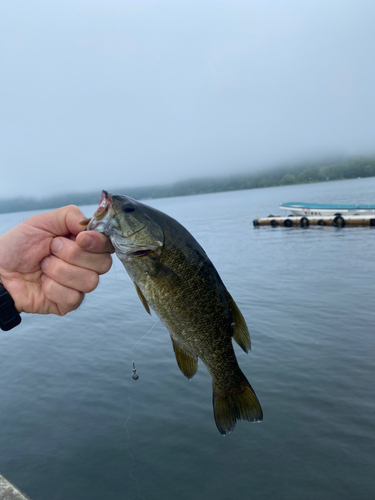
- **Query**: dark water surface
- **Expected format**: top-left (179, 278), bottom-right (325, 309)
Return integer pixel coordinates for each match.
top-left (1, 178), bottom-right (374, 499)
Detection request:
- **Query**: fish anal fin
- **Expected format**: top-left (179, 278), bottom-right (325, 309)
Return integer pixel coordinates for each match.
top-left (226, 291), bottom-right (251, 353)
top-left (133, 282), bottom-right (151, 315)
top-left (170, 336), bottom-right (198, 379)
top-left (213, 376), bottom-right (263, 435)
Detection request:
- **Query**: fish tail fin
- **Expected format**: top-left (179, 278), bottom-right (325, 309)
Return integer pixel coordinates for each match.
top-left (212, 376), bottom-right (263, 435)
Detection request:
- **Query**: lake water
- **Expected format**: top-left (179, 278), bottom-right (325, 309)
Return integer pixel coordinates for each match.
top-left (0, 178), bottom-right (374, 500)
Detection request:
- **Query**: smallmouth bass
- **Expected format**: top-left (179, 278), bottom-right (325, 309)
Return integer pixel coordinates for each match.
top-left (86, 191), bottom-right (263, 434)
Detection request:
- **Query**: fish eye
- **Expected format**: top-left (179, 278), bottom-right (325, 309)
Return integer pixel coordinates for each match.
top-left (122, 202), bottom-right (135, 213)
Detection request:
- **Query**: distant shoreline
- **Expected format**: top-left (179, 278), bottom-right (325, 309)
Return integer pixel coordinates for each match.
top-left (1, 156), bottom-right (375, 214)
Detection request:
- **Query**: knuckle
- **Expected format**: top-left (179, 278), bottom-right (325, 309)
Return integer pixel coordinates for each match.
top-left (65, 290), bottom-right (84, 310)
top-left (46, 253), bottom-right (105, 292)
top-left (54, 238), bottom-right (80, 264)
top-left (66, 243), bottom-right (81, 264)
top-left (64, 267), bottom-right (76, 283)
top-left (99, 255), bottom-right (113, 275)
top-left (47, 259), bottom-right (80, 288)
top-left (57, 308), bottom-right (68, 317)
top-left (82, 253), bottom-right (112, 276)
top-left (42, 276), bottom-right (54, 297)
top-left (45, 256), bottom-right (69, 283)
top-left (84, 272), bottom-right (99, 293)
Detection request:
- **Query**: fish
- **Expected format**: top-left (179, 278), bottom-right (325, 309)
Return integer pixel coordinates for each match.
top-left (86, 190), bottom-right (263, 434)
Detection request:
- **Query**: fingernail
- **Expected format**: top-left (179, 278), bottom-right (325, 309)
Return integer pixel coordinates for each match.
top-left (51, 238), bottom-right (63, 253)
top-left (41, 257), bottom-right (51, 270)
top-left (80, 233), bottom-right (95, 250)
top-left (41, 274), bottom-right (47, 283)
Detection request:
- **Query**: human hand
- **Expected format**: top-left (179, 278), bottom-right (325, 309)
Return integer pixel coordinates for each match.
top-left (0, 205), bottom-right (113, 316)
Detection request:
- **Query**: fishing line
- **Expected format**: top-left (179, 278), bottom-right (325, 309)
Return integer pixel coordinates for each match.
top-left (131, 319), bottom-right (159, 355)
top-left (122, 318), bottom-right (159, 500)
top-left (123, 396), bottom-right (146, 500)
top-left (108, 255), bottom-right (158, 497)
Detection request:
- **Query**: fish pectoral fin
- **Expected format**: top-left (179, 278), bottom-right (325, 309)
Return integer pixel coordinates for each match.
top-left (226, 291), bottom-right (251, 353)
top-left (170, 336), bottom-right (198, 379)
top-left (133, 282), bottom-right (151, 315)
top-left (138, 258), bottom-right (177, 280)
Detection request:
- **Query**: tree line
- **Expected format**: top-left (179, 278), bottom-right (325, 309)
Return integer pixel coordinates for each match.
top-left (1, 156), bottom-right (375, 214)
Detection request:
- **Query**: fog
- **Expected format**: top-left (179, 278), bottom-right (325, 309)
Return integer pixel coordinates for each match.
top-left (1, 0), bottom-right (374, 199)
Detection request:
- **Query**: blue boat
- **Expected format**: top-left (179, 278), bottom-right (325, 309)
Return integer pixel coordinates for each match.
top-left (280, 202), bottom-right (375, 217)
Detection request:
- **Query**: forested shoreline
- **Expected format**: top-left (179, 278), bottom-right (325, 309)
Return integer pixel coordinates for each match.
top-left (1, 156), bottom-right (375, 214)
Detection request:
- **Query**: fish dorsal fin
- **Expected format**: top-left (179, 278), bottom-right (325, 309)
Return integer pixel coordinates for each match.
top-left (170, 336), bottom-right (198, 379)
top-left (133, 282), bottom-right (151, 315)
top-left (226, 291), bottom-right (251, 353)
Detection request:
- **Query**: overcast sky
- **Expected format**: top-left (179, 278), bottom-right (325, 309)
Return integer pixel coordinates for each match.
top-left (1, 0), bottom-right (374, 199)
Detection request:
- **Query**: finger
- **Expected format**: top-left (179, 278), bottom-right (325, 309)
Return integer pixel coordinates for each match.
top-left (76, 230), bottom-right (115, 254)
top-left (41, 255), bottom-right (100, 294)
top-left (41, 275), bottom-right (85, 316)
top-left (50, 237), bottom-right (112, 275)
top-left (25, 205), bottom-right (86, 238)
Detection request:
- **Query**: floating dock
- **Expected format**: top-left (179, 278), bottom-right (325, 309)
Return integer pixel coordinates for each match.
top-left (253, 214), bottom-right (375, 228)
top-left (0, 474), bottom-right (31, 500)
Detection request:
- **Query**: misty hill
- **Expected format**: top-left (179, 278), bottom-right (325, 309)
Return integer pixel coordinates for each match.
top-left (1, 156), bottom-right (375, 215)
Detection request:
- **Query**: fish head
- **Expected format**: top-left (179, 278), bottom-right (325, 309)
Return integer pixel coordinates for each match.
top-left (87, 190), bottom-right (164, 258)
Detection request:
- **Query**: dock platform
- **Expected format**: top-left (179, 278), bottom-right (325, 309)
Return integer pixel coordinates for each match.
top-left (253, 214), bottom-right (375, 228)
top-left (0, 474), bottom-right (31, 500)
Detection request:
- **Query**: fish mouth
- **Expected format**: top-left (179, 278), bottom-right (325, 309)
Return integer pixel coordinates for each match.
top-left (95, 190), bottom-right (112, 218)
top-left (87, 190), bottom-right (113, 231)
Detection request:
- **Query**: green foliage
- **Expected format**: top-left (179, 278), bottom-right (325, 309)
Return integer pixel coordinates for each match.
top-left (281, 174), bottom-right (296, 185)
top-left (1, 156), bottom-right (375, 214)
